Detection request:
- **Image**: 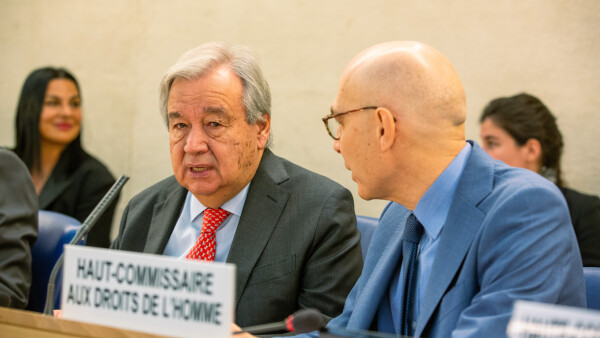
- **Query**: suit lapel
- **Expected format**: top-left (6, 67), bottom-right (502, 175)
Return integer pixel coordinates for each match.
top-left (415, 143), bottom-right (494, 336)
top-left (348, 203), bottom-right (410, 329)
top-left (143, 180), bottom-right (188, 254)
top-left (226, 149), bottom-right (290, 307)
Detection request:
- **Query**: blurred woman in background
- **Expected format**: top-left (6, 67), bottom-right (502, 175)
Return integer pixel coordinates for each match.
top-left (13, 67), bottom-right (118, 248)
top-left (480, 93), bottom-right (600, 267)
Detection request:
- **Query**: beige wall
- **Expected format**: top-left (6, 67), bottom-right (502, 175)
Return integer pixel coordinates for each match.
top-left (2, 0), bottom-right (599, 239)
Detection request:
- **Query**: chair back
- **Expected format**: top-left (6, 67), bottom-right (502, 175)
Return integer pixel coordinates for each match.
top-left (26, 210), bottom-right (83, 312)
top-left (356, 215), bottom-right (378, 259)
top-left (584, 267), bottom-right (600, 310)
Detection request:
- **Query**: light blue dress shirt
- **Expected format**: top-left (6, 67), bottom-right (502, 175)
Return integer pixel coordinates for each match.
top-left (163, 184), bottom-right (250, 262)
top-left (386, 142), bottom-right (471, 333)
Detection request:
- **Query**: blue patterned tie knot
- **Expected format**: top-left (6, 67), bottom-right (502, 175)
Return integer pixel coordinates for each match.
top-left (402, 214), bottom-right (424, 244)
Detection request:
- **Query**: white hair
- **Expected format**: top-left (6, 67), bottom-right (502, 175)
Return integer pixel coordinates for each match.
top-left (159, 42), bottom-right (272, 145)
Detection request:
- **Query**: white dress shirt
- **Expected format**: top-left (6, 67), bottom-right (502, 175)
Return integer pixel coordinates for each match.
top-left (163, 184), bottom-right (250, 262)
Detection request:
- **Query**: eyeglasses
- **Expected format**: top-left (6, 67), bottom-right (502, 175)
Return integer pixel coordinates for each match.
top-left (322, 106), bottom-right (378, 140)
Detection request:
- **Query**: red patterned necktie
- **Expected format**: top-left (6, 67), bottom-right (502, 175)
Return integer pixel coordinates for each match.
top-left (186, 208), bottom-right (230, 261)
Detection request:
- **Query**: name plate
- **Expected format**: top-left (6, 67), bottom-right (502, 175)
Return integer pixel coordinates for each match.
top-left (507, 300), bottom-right (600, 337)
top-left (61, 245), bottom-right (235, 338)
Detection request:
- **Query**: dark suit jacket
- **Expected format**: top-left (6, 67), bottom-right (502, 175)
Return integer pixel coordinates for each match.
top-left (560, 186), bottom-right (600, 267)
top-left (39, 149), bottom-right (117, 248)
top-left (0, 149), bottom-right (38, 308)
top-left (111, 149), bottom-right (363, 327)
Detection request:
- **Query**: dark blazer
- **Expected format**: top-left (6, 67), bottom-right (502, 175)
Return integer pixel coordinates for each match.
top-left (306, 143), bottom-right (585, 338)
top-left (39, 149), bottom-right (117, 248)
top-left (0, 149), bottom-right (38, 308)
top-left (560, 186), bottom-right (600, 267)
top-left (111, 149), bottom-right (363, 328)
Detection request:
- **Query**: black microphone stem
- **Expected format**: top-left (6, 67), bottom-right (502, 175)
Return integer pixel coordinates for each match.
top-left (43, 175), bottom-right (129, 315)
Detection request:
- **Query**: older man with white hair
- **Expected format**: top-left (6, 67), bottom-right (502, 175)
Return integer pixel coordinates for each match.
top-left (112, 42), bottom-right (362, 330)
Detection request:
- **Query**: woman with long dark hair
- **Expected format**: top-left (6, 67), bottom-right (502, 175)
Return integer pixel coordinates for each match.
top-left (480, 93), bottom-right (600, 267)
top-left (13, 67), bottom-right (118, 248)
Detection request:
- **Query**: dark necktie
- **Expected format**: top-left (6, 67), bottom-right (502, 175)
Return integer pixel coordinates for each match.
top-left (399, 213), bottom-right (424, 336)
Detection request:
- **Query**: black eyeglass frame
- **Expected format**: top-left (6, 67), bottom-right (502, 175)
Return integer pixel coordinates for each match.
top-left (322, 106), bottom-right (378, 140)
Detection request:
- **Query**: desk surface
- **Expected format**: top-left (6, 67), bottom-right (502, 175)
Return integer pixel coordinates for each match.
top-left (0, 306), bottom-right (165, 338)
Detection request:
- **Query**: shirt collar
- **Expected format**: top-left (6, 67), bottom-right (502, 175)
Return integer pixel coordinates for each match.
top-left (414, 142), bottom-right (471, 240)
top-left (189, 183), bottom-right (251, 222)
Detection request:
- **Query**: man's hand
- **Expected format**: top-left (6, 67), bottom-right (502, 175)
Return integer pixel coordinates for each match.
top-left (231, 322), bottom-right (258, 338)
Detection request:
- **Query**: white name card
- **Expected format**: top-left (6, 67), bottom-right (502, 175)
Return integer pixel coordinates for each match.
top-left (507, 300), bottom-right (600, 337)
top-left (61, 245), bottom-right (235, 338)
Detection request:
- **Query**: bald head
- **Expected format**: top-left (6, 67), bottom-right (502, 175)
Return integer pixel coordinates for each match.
top-left (332, 41), bottom-right (468, 207)
top-left (337, 41), bottom-right (466, 131)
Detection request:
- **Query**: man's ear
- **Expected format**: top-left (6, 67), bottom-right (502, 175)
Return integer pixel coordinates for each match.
top-left (377, 108), bottom-right (396, 152)
top-left (256, 114), bottom-right (271, 149)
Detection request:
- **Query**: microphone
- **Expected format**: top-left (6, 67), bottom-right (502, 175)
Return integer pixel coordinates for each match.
top-left (42, 175), bottom-right (129, 315)
top-left (233, 308), bottom-right (326, 335)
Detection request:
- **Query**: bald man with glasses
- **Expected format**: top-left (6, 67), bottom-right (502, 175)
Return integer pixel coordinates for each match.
top-left (280, 41), bottom-right (586, 338)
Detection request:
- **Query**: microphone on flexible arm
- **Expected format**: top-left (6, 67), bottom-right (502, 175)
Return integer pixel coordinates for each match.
top-left (232, 308), bottom-right (401, 337)
top-left (42, 175), bottom-right (129, 316)
top-left (232, 308), bottom-right (326, 335)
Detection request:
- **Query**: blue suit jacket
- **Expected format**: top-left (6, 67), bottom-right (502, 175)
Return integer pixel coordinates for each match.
top-left (297, 142), bottom-right (586, 338)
